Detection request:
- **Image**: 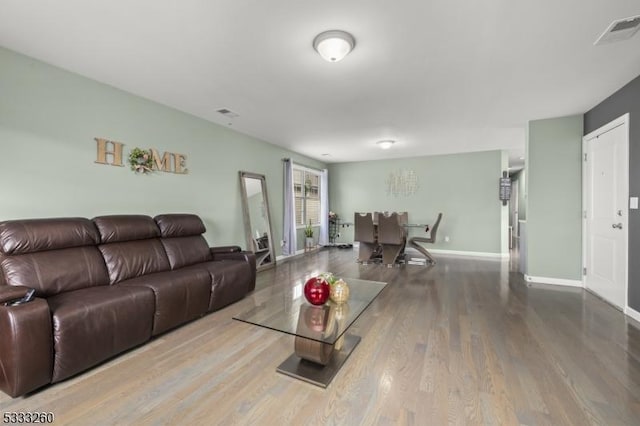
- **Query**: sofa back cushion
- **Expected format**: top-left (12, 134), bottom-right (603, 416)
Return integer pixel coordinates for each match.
top-left (94, 215), bottom-right (170, 284)
top-left (94, 215), bottom-right (161, 244)
top-left (155, 214), bottom-right (212, 270)
top-left (0, 217), bottom-right (99, 255)
top-left (0, 218), bottom-right (109, 296)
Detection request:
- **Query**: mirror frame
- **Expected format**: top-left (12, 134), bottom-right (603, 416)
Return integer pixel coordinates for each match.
top-left (239, 171), bottom-right (276, 271)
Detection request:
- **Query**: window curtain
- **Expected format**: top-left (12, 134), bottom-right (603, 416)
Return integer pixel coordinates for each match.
top-left (319, 169), bottom-right (329, 246)
top-left (283, 159), bottom-right (297, 255)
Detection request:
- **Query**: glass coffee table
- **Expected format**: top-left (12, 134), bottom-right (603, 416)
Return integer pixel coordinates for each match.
top-left (233, 277), bottom-right (387, 387)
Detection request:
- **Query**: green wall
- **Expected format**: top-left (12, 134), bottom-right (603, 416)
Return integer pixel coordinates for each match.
top-left (517, 170), bottom-right (527, 221)
top-left (526, 115), bottom-right (583, 280)
top-left (328, 150), bottom-right (504, 254)
top-left (0, 47), bottom-right (325, 255)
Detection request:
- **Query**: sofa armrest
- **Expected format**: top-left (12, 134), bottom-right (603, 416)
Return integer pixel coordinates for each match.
top-left (0, 285), bottom-right (33, 304)
top-left (0, 298), bottom-right (53, 397)
top-left (211, 251), bottom-right (257, 292)
top-left (210, 246), bottom-right (242, 255)
top-left (211, 250), bottom-right (255, 264)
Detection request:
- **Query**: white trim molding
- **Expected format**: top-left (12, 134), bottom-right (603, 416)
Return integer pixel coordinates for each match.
top-left (524, 274), bottom-right (583, 287)
top-left (330, 244), bottom-right (508, 259)
top-left (417, 248), bottom-right (509, 259)
top-left (276, 248), bottom-right (307, 263)
top-left (625, 306), bottom-right (640, 323)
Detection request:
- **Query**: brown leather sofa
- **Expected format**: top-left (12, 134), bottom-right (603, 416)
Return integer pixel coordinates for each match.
top-left (0, 214), bottom-right (256, 398)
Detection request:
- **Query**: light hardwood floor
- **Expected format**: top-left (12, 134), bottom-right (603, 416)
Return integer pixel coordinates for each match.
top-left (2, 249), bottom-right (640, 425)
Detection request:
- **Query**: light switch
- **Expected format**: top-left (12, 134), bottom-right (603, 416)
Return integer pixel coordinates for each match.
top-left (631, 197), bottom-right (639, 209)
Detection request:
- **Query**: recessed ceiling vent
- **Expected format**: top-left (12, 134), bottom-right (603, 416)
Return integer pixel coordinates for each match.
top-left (216, 108), bottom-right (239, 118)
top-left (594, 15), bottom-right (640, 45)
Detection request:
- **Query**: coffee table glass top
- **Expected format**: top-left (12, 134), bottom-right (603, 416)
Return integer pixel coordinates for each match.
top-left (233, 277), bottom-right (386, 345)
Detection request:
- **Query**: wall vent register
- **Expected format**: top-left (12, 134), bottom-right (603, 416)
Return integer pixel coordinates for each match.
top-left (594, 15), bottom-right (640, 45)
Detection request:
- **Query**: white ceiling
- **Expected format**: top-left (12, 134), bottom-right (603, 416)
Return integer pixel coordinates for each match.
top-left (1, 1), bottom-right (639, 166)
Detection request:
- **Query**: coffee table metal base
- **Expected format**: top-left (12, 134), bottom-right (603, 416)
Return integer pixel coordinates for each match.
top-left (276, 334), bottom-right (360, 388)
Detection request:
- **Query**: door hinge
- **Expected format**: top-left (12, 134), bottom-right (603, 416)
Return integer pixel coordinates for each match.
top-left (583, 267), bottom-right (587, 276)
top-left (583, 210), bottom-right (587, 219)
top-left (584, 153), bottom-right (587, 161)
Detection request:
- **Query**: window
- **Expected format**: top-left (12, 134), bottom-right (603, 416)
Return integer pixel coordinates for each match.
top-left (293, 168), bottom-right (321, 226)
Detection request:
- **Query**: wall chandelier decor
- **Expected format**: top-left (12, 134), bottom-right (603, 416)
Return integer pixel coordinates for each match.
top-left (386, 169), bottom-right (419, 197)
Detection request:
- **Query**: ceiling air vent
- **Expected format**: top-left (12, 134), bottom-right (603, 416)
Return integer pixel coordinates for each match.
top-left (216, 108), bottom-right (239, 118)
top-left (594, 15), bottom-right (640, 45)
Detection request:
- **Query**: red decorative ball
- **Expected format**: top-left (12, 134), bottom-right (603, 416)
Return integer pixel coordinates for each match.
top-left (304, 276), bottom-right (330, 305)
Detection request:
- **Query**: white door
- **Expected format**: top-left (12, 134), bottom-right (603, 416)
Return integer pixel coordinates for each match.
top-left (583, 114), bottom-right (629, 309)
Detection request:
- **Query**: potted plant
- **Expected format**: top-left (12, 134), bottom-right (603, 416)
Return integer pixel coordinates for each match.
top-left (304, 221), bottom-right (314, 249)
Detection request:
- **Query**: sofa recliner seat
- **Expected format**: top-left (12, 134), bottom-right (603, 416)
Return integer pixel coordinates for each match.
top-left (48, 285), bottom-right (155, 382)
top-left (119, 269), bottom-right (211, 336)
top-left (154, 213), bottom-right (256, 311)
top-left (0, 213), bottom-right (256, 398)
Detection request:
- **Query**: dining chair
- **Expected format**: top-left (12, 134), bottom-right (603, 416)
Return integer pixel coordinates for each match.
top-left (377, 212), bottom-right (405, 267)
top-left (373, 211), bottom-right (381, 226)
top-left (354, 212), bottom-right (377, 263)
top-left (396, 211), bottom-right (409, 260)
top-left (408, 213), bottom-right (443, 264)
top-left (396, 211), bottom-right (408, 226)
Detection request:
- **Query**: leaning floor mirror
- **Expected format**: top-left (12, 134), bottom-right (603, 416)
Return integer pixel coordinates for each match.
top-left (239, 171), bottom-right (276, 271)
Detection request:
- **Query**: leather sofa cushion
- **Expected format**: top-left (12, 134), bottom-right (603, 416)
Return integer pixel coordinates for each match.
top-left (160, 236), bottom-right (211, 270)
top-left (93, 215), bottom-right (160, 244)
top-left (184, 260), bottom-right (252, 311)
top-left (47, 285), bottom-right (154, 382)
top-left (1, 247), bottom-right (109, 296)
top-left (0, 218), bottom-right (99, 255)
top-left (120, 269), bottom-right (211, 335)
top-left (155, 214), bottom-right (206, 238)
top-left (99, 239), bottom-right (170, 284)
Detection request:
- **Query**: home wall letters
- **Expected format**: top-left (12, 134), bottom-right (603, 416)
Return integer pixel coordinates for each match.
top-left (94, 138), bottom-right (188, 174)
top-left (94, 138), bottom-right (124, 167)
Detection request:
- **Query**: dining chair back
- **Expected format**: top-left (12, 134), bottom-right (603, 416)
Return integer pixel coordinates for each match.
top-left (396, 211), bottom-right (408, 226)
top-left (377, 212), bottom-right (405, 266)
top-left (354, 212), bottom-right (377, 263)
top-left (427, 213), bottom-right (442, 243)
top-left (408, 212), bottom-right (443, 264)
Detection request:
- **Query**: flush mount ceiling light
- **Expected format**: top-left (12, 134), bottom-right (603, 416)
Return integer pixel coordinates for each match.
top-left (377, 140), bottom-right (395, 150)
top-left (313, 30), bottom-right (356, 62)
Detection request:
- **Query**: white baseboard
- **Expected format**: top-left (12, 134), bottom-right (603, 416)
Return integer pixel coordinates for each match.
top-left (352, 245), bottom-right (507, 259)
top-left (625, 306), bottom-right (640, 323)
top-left (275, 248), bottom-right (308, 262)
top-left (524, 274), bottom-right (583, 287)
top-left (414, 248), bottom-right (509, 259)
top-left (276, 246), bottom-right (328, 262)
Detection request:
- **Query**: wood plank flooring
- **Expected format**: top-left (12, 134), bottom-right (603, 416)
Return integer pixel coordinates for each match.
top-left (2, 248), bottom-right (640, 425)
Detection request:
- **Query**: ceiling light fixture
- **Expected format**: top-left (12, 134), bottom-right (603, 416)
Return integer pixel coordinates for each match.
top-left (377, 140), bottom-right (395, 150)
top-left (313, 30), bottom-right (355, 62)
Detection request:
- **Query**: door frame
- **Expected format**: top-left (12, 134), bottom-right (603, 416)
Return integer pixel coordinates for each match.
top-left (511, 175), bottom-right (519, 245)
top-left (582, 112), bottom-right (629, 309)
